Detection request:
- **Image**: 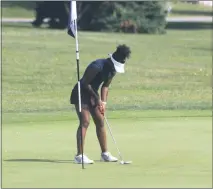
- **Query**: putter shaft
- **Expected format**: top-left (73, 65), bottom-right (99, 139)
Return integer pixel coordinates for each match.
top-left (104, 116), bottom-right (124, 161)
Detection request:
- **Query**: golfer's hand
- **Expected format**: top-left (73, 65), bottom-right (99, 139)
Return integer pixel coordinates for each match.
top-left (101, 101), bottom-right (106, 115)
top-left (98, 101), bottom-right (106, 115)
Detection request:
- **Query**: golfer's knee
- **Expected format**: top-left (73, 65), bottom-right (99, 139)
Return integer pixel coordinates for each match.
top-left (80, 120), bottom-right (90, 128)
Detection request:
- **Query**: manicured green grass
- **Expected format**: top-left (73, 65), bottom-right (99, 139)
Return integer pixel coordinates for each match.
top-left (1, 6), bottom-right (34, 18)
top-left (2, 25), bottom-right (212, 113)
top-left (1, 1), bottom-right (35, 18)
top-left (2, 111), bottom-right (212, 188)
top-left (2, 24), bottom-right (212, 188)
top-left (172, 2), bottom-right (212, 11)
top-left (169, 2), bottom-right (212, 17)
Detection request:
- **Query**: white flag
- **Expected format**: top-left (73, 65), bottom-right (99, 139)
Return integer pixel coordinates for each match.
top-left (68, 1), bottom-right (77, 38)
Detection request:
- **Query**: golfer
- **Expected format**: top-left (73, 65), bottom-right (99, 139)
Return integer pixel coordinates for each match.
top-left (70, 44), bottom-right (131, 164)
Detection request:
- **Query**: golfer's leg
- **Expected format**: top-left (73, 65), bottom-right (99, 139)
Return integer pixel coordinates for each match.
top-left (90, 107), bottom-right (107, 153)
top-left (75, 104), bottom-right (90, 155)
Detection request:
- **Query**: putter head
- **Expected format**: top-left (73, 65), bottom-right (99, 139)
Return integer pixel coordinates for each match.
top-left (120, 160), bottom-right (132, 165)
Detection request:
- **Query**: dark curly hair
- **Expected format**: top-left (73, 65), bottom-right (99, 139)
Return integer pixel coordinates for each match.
top-left (112, 44), bottom-right (131, 64)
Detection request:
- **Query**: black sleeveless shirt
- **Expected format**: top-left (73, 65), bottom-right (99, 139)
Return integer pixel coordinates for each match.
top-left (81, 59), bottom-right (116, 91)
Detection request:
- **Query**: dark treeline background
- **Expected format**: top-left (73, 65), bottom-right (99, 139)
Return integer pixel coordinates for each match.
top-left (3, 1), bottom-right (169, 34)
top-left (77, 1), bottom-right (168, 34)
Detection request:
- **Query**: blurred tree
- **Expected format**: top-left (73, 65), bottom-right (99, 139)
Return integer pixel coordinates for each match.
top-left (30, 1), bottom-right (167, 33)
top-left (77, 1), bottom-right (167, 34)
top-left (77, 2), bottom-right (102, 30)
top-left (32, 1), bottom-right (68, 29)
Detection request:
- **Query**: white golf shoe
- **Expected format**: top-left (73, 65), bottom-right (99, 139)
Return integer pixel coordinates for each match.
top-left (101, 152), bottom-right (118, 162)
top-left (74, 154), bottom-right (94, 164)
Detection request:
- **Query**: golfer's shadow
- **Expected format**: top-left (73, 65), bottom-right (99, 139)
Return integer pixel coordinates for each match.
top-left (4, 159), bottom-right (116, 165)
top-left (4, 159), bottom-right (75, 164)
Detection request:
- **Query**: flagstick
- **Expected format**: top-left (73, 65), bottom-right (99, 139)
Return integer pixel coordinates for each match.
top-left (74, 19), bottom-right (84, 169)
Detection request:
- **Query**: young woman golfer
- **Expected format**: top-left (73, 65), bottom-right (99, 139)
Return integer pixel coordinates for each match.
top-left (70, 44), bottom-right (131, 164)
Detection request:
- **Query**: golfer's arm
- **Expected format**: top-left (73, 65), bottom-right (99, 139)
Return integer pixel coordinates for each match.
top-left (101, 78), bottom-right (113, 103)
top-left (81, 67), bottom-right (100, 101)
top-left (101, 86), bottom-right (109, 102)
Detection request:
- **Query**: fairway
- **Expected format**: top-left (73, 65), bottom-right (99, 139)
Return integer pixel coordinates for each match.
top-left (2, 21), bottom-right (212, 188)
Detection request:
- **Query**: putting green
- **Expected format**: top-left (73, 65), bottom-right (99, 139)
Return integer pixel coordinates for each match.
top-left (2, 110), bottom-right (212, 188)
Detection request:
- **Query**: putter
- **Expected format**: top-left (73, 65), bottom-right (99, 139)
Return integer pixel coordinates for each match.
top-left (104, 116), bottom-right (132, 165)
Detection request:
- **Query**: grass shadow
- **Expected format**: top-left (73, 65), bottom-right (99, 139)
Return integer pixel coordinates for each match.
top-left (1, 1), bottom-right (36, 10)
top-left (166, 22), bottom-right (212, 30)
top-left (94, 160), bottom-right (119, 163)
top-left (4, 159), bottom-right (74, 164)
top-left (2, 23), bottom-right (66, 31)
top-left (2, 23), bottom-right (41, 29)
top-left (4, 159), bottom-right (107, 165)
top-left (172, 10), bottom-right (212, 16)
